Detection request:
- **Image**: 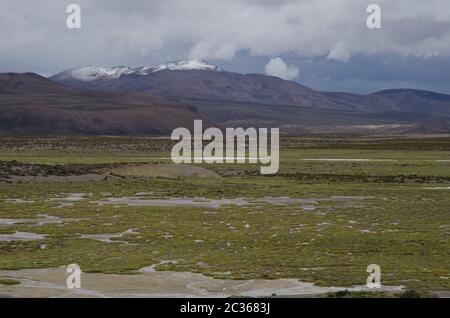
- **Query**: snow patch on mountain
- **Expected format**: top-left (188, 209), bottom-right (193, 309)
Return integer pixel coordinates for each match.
top-left (152, 59), bottom-right (222, 72)
top-left (57, 66), bottom-right (134, 82)
top-left (53, 60), bottom-right (221, 81)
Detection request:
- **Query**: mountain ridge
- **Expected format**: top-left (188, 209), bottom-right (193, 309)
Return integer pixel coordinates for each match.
top-left (0, 72), bottom-right (208, 135)
top-left (0, 60), bottom-right (449, 135)
top-left (52, 59), bottom-right (222, 82)
top-left (50, 60), bottom-right (450, 118)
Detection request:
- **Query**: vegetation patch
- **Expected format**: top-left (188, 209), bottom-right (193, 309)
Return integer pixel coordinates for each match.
top-left (0, 136), bottom-right (448, 296)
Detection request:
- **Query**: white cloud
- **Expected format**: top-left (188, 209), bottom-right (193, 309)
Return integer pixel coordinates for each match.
top-left (189, 37), bottom-right (238, 60)
top-left (327, 41), bottom-right (352, 62)
top-left (264, 57), bottom-right (299, 80)
top-left (1, 0), bottom-right (450, 73)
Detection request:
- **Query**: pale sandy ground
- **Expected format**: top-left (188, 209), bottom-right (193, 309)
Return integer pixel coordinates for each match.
top-left (0, 267), bottom-right (404, 298)
top-left (2, 164), bottom-right (220, 183)
top-left (109, 164), bottom-right (220, 178)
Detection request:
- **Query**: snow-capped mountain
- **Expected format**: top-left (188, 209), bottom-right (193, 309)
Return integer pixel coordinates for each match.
top-left (52, 59), bottom-right (222, 82)
top-left (54, 65), bottom-right (134, 82)
top-left (149, 59), bottom-right (222, 72)
top-left (4, 69), bottom-right (450, 135)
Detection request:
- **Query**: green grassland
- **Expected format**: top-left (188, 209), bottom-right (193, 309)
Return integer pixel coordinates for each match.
top-left (0, 136), bottom-right (448, 295)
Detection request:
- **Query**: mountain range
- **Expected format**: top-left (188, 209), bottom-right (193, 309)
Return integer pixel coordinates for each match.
top-left (0, 72), bottom-right (205, 135)
top-left (0, 59), bottom-right (449, 135)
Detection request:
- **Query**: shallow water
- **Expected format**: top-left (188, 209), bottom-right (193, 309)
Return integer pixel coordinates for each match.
top-left (79, 229), bottom-right (138, 243)
top-left (301, 158), bottom-right (397, 162)
top-left (0, 214), bottom-right (84, 226)
top-left (424, 186), bottom-right (450, 190)
top-left (0, 266), bottom-right (404, 298)
top-left (91, 196), bottom-right (368, 209)
top-left (92, 197), bottom-right (250, 208)
top-left (51, 193), bottom-right (87, 202)
top-left (0, 231), bottom-right (46, 241)
top-left (3, 199), bottom-right (35, 204)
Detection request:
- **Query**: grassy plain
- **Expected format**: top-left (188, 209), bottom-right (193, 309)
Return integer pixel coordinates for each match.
top-left (0, 136), bottom-right (448, 296)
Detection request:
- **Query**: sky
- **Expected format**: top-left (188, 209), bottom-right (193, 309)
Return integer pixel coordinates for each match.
top-left (1, 0), bottom-right (450, 94)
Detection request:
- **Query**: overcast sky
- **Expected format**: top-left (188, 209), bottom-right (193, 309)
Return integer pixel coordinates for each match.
top-left (1, 0), bottom-right (450, 93)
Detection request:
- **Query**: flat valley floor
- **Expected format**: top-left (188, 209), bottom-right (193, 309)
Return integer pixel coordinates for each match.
top-left (0, 136), bottom-right (448, 298)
